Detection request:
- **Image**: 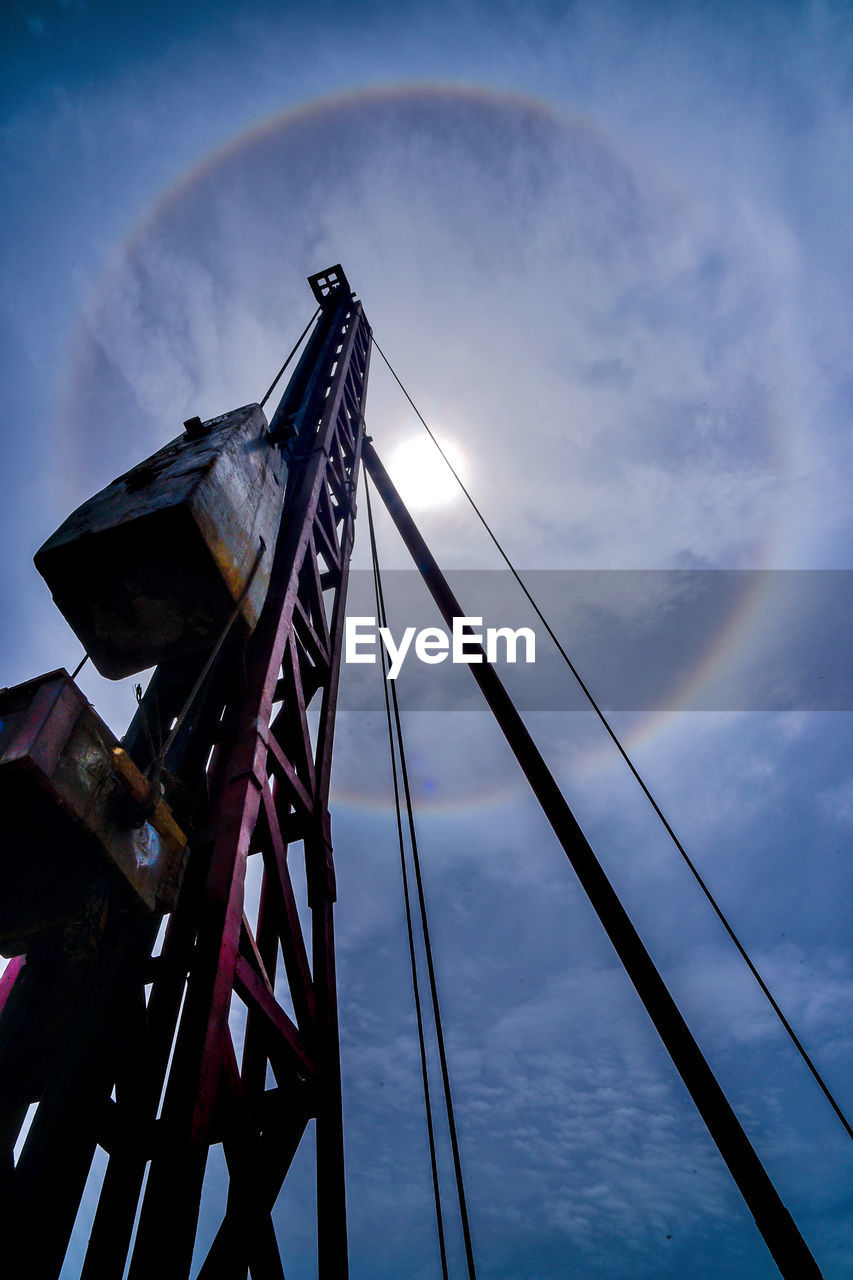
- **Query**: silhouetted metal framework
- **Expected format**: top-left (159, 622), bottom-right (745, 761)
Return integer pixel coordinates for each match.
top-left (0, 266), bottom-right (370, 1278)
top-left (0, 264), bottom-right (824, 1280)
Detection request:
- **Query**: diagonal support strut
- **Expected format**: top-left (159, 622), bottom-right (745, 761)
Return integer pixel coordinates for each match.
top-left (362, 438), bottom-right (823, 1280)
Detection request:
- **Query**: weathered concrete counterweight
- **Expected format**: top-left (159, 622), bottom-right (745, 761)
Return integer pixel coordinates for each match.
top-left (35, 402), bottom-right (285, 678)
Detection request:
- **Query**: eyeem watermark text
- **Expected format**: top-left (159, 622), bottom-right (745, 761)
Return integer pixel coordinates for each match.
top-left (345, 616), bottom-right (536, 679)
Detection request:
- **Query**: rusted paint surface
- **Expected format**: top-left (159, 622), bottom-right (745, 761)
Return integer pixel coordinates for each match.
top-left (34, 403), bottom-right (286, 679)
top-left (0, 671), bottom-right (188, 954)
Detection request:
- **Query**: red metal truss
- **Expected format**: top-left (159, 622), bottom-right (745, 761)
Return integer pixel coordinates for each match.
top-left (0, 262), bottom-right (826, 1280)
top-left (0, 277), bottom-right (371, 1279)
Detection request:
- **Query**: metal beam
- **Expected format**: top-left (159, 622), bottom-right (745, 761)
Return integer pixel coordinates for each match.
top-left (362, 438), bottom-right (823, 1280)
top-left (0, 273), bottom-right (371, 1280)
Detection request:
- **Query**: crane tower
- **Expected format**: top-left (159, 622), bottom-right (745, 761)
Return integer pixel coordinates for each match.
top-left (0, 266), bottom-right (825, 1279)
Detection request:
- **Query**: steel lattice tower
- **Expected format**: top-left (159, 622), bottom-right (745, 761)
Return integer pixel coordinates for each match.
top-left (0, 265), bottom-right (370, 1278)
top-left (0, 264), bottom-right (825, 1280)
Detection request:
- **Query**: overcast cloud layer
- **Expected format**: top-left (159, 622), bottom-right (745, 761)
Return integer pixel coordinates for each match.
top-left (2, 3), bottom-right (853, 1278)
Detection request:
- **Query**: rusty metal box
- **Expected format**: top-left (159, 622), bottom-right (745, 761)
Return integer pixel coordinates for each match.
top-left (34, 403), bottom-right (285, 679)
top-left (0, 671), bottom-right (187, 957)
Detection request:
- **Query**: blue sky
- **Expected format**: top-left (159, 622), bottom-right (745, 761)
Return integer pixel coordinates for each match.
top-left (3, 1), bottom-right (853, 1277)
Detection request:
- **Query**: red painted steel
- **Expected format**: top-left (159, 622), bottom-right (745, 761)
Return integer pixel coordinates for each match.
top-left (0, 272), bottom-right (371, 1279)
top-left (0, 260), bottom-right (822, 1280)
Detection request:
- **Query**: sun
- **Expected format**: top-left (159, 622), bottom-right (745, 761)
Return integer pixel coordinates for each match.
top-left (387, 435), bottom-right (466, 510)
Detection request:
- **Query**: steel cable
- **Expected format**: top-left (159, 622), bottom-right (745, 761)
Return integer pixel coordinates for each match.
top-left (371, 333), bottom-right (853, 1148)
top-left (259, 306), bottom-right (321, 409)
top-left (365, 473), bottom-right (478, 1280)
